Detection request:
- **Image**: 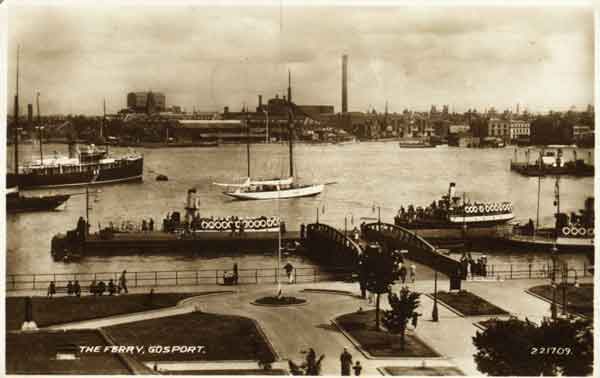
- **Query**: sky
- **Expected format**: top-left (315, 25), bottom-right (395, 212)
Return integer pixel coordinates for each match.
top-left (4, 2), bottom-right (595, 115)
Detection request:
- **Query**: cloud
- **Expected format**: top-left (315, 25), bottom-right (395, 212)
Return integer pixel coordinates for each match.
top-left (6, 4), bottom-right (594, 115)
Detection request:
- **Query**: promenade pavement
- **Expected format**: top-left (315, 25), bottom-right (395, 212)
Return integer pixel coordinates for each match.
top-left (15, 272), bottom-right (592, 375)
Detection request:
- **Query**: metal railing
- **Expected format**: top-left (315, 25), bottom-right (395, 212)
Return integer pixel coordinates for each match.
top-left (464, 261), bottom-right (590, 281)
top-left (6, 266), bottom-right (356, 292)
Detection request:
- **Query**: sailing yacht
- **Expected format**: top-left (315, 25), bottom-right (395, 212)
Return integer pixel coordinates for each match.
top-left (214, 86), bottom-right (325, 200)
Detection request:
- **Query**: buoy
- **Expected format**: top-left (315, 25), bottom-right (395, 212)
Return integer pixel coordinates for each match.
top-left (570, 227), bottom-right (578, 236)
top-left (201, 221), bottom-right (208, 229)
top-left (260, 220), bottom-right (267, 228)
top-left (479, 205), bottom-right (485, 213)
top-left (579, 227), bottom-right (587, 236)
top-left (267, 219), bottom-right (273, 227)
top-left (588, 228), bottom-right (594, 237)
top-left (562, 227), bottom-right (571, 236)
top-left (235, 221), bottom-right (241, 228)
top-left (208, 221), bottom-right (215, 229)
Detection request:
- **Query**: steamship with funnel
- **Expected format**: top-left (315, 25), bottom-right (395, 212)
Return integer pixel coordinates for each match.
top-left (8, 143), bottom-right (143, 189)
top-left (394, 183), bottom-right (514, 240)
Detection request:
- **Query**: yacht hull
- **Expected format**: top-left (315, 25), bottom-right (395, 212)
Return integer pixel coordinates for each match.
top-left (225, 184), bottom-right (324, 200)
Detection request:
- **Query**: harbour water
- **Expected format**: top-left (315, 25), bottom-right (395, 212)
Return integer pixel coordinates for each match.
top-left (6, 143), bottom-right (595, 275)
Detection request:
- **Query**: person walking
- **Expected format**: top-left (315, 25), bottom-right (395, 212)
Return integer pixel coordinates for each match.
top-left (119, 270), bottom-right (128, 294)
top-left (66, 280), bottom-right (74, 296)
top-left (340, 348), bottom-right (353, 376)
top-left (284, 262), bottom-right (294, 284)
top-left (399, 265), bottom-right (407, 284)
top-left (410, 263), bottom-right (416, 283)
top-left (353, 361), bottom-right (362, 376)
top-left (73, 280), bottom-right (81, 297)
top-left (47, 281), bottom-right (56, 297)
top-left (233, 263), bottom-right (239, 285)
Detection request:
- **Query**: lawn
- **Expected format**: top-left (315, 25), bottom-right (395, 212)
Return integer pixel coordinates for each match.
top-left (434, 291), bottom-right (509, 316)
top-left (529, 283), bottom-right (594, 318)
top-left (6, 293), bottom-right (208, 331)
top-left (6, 330), bottom-right (130, 374)
top-left (382, 366), bottom-right (464, 376)
top-left (336, 310), bottom-right (439, 358)
top-left (106, 312), bottom-right (275, 362)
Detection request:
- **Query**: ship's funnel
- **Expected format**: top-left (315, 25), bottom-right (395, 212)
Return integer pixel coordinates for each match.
top-left (186, 188), bottom-right (197, 210)
top-left (68, 141), bottom-right (77, 159)
top-left (448, 182), bottom-right (456, 199)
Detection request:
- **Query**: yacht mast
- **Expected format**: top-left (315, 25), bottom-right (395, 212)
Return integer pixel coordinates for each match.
top-left (13, 45), bottom-right (20, 175)
top-left (288, 104), bottom-right (294, 178)
top-left (246, 110), bottom-right (251, 178)
top-left (37, 91), bottom-right (44, 164)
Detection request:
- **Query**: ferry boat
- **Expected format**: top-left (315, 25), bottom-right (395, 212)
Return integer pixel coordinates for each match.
top-left (510, 148), bottom-right (594, 177)
top-left (555, 197), bottom-right (594, 248)
top-left (50, 188), bottom-right (287, 260)
top-left (393, 183), bottom-right (514, 240)
top-left (8, 143), bottom-right (143, 189)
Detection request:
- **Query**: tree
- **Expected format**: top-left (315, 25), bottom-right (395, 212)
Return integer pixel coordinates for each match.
top-left (473, 317), bottom-right (593, 376)
top-left (383, 287), bottom-right (421, 351)
top-left (361, 242), bottom-right (397, 330)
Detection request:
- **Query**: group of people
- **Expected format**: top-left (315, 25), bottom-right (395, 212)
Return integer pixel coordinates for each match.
top-left (340, 348), bottom-right (362, 376)
top-left (47, 270), bottom-right (129, 297)
top-left (460, 253), bottom-right (488, 279)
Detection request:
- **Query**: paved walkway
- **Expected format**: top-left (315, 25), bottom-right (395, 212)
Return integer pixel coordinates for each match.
top-left (22, 272), bottom-right (593, 375)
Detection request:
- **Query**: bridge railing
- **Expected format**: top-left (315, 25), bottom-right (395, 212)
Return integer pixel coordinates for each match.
top-left (362, 222), bottom-right (462, 277)
top-left (304, 223), bottom-right (363, 267)
top-left (6, 266), bottom-right (357, 292)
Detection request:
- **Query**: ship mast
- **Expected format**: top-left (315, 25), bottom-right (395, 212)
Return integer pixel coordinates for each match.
top-left (288, 105), bottom-right (294, 178)
top-left (103, 99), bottom-right (109, 154)
top-left (246, 109), bottom-right (251, 178)
top-left (287, 70), bottom-right (294, 178)
top-left (36, 91), bottom-right (44, 164)
top-left (13, 45), bottom-right (20, 175)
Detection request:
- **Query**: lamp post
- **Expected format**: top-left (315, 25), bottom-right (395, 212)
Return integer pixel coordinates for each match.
top-left (551, 244), bottom-right (558, 319)
top-left (432, 269), bottom-right (439, 322)
top-left (263, 109), bottom-right (269, 143)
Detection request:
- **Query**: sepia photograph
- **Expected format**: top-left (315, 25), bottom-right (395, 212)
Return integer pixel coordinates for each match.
top-left (2, 0), bottom-right (597, 376)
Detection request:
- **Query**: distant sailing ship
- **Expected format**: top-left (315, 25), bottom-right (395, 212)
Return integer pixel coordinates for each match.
top-left (214, 72), bottom-right (325, 200)
top-left (7, 45), bottom-right (70, 212)
top-left (8, 98), bottom-right (143, 189)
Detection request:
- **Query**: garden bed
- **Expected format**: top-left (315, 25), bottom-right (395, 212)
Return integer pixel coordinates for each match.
top-left (6, 293), bottom-right (206, 330)
top-left (106, 312), bottom-right (275, 362)
top-left (382, 366), bottom-right (464, 376)
top-left (6, 330), bottom-right (130, 374)
top-left (253, 296), bottom-right (307, 306)
top-left (433, 291), bottom-right (509, 316)
top-left (528, 284), bottom-right (593, 318)
top-left (336, 310), bottom-right (439, 358)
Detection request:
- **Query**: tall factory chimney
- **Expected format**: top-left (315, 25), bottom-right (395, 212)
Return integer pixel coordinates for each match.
top-left (287, 70), bottom-right (292, 103)
top-left (342, 54), bottom-right (348, 113)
